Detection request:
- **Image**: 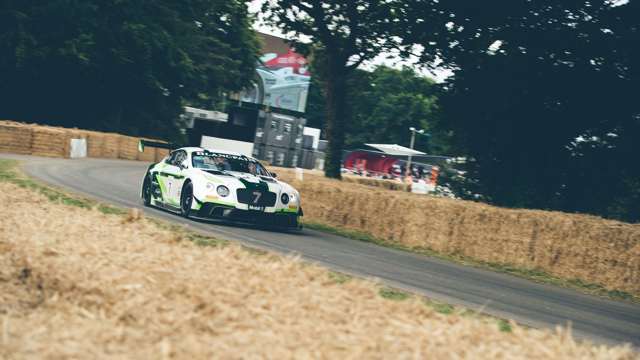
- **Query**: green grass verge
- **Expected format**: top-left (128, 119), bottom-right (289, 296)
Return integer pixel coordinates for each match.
top-left (379, 287), bottom-right (410, 301)
top-left (303, 220), bottom-right (639, 304)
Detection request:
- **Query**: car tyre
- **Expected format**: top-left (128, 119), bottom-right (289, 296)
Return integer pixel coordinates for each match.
top-left (180, 181), bottom-right (194, 218)
top-left (142, 174), bottom-right (152, 207)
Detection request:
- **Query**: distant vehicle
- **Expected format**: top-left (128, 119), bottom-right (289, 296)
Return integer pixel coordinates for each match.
top-left (139, 143), bottom-right (302, 229)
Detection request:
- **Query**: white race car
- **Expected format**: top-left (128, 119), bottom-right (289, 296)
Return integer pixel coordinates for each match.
top-left (140, 144), bottom-right (302, 229)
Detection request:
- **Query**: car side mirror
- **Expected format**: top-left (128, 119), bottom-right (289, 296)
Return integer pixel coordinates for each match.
top-left (179, 160), bottom-right (189, 170)
top-left (270, 172), bottom-right (277, 178)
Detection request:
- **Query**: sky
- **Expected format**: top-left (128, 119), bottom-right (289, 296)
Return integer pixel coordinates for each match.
top-left (247, 0), bottom-right (453, 83)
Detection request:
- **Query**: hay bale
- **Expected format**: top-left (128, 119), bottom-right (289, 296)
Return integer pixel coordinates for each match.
top-left (0, 122), bottom-right (32, 154)
top-left (86, 132), bottom-right (106, 158)
top-left (118, 136), bottom-right (138, 160)
top-left (136, 138), bottom-right (158, 162)
top-left (155, 148), bottom-right (169, 162)
top-left (285, 170), bottom-right (640, 296)
top-left (102, 134), bottom-right (121, 159)
top-left (30, 127), bottom-right (66, 158)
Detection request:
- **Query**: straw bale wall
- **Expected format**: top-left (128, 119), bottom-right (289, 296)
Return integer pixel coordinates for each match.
top-left (0, 120), bottom-right (166, 162)
top-left (155, 148), bottom-right (170, 162)
top-left (0, 122), bottom-right (32, 155)
top-left (273, 168), bottom-right (640, 295)
top-left (86, 131), bottom-right (106, 158)
top-left (30, 127), bottom-right (67, 158)
top-left (137, 138), bottom-right (157, 162)
top-left (118, 135), bottom-right (139, 160)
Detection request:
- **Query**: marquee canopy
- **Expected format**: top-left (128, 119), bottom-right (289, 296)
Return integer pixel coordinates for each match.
top-left (364, 143), bottom-right (426, 156)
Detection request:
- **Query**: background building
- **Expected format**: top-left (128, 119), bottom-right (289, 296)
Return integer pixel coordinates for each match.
top-left (182, 32), bottom-right (324, 168)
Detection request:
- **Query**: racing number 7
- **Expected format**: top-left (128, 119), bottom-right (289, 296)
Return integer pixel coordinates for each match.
top-left (252, 191), bottom-right (262, 204)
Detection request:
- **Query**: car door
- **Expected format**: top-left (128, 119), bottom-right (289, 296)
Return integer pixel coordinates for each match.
top-left (162, 150), bottom-right (187, 206)
top-left (169, 150), bottom-right (189, 203)
top-left (155, 151), bottom-right (179, 207)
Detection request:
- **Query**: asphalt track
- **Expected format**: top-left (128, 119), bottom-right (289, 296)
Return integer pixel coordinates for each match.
top-left (4, 154), bottom-right (640, 347)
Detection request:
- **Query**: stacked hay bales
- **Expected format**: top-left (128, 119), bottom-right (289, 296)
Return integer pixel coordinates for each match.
top-left (155, 148), bottom-right (170, 162)
top-left (136, 138), bottom-right (157, 162)
top-left (101, 133), bottom-right (121, 159)
top-left (85, 131), bottom-right (107, 158)
top-left (344, 175), bottom-right (410, 191)
top-left (118, 135), bottom-right (139, 160)
top-left (30, 127), bottom-right (67, 158)
top-left (0, 121), bottom-right (32, 155)
top-left (279, 172), bottom-right (640, 296)
top-left (0, 120), bottom-right (171, 161)
top-left (63, 128), bottom-right (88, 156)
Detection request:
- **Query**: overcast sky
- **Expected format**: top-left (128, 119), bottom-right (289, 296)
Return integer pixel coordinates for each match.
top-left (247, 0), bottom-right (452, 82)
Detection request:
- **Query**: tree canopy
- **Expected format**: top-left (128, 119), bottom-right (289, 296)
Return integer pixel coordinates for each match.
top-left (0, 0), bottom-right (259, 140)
top-left (306, 66), bottom-right (447, 154)
top-left (262, 0), bottom-right (406, 178)
top-left (404, 0), bottom-right (639, 221)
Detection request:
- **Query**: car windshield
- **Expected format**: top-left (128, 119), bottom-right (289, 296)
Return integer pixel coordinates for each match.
top-left (191, 152), bottom-right (271, 177)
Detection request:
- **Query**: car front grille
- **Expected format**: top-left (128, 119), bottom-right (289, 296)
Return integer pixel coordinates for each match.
top-left (236, 189), bottom-right (277, 207)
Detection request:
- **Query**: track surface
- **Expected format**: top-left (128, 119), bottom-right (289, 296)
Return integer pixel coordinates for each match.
top-left (7, 154), bottom-right (640, 346)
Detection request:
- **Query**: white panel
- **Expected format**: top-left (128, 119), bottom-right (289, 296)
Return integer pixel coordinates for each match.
top-left (69, 138), bottom-right (87, 158)
top-left (200, 136), bottom-right (254, 157)
top-left (303, 127), bottom-right (321, 150)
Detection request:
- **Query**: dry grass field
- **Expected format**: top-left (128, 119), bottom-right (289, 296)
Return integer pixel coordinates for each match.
top-left (0, 172), bottom-right (637, 358)
top-left (272, 168), bottom-right (640, 298)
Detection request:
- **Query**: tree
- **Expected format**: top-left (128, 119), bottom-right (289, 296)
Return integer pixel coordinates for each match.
top-left (0, 0), bottom-right (259, 141)
top-left (306, 65), bottom-right (446, 154)
top-left (261, 1), bottom-right (406, 178)
top-left (404, 0), bottom-right (640, 221)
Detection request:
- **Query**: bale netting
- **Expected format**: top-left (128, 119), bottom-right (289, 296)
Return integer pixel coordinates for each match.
top-left (283, 173), bottom-right (640, 296)
top-left (118, 135), bottom-right (139, 160)
top-left (0, 121), bottom-right (32, 155)
top-left (30, 127), bottom-right (67, 158)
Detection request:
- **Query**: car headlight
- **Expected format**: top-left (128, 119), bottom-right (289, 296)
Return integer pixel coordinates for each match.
top-left (217, 185), bottom-right (230, 197)
top-left (281, 193), bottom-right (290, 204)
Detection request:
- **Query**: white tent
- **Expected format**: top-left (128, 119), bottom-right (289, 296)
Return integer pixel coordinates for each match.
top-left (365, 143), bottom-right (426, 156)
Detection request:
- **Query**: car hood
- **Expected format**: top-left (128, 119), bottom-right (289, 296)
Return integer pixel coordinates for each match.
top-left (195, 169), bottom-right (296, 194)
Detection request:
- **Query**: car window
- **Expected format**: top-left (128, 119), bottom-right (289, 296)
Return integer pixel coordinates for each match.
top-left (175, 151), bottom-right (188, 167)
top-left (192, 152), bottom-right (271, 176)
top-left (165, 151), bottom-right (179, 165)
top-left (166, 150), bottom-right (187, 166)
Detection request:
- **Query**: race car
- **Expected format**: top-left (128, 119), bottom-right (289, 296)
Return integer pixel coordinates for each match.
top-left (139, 144), bottom-right (302, 229)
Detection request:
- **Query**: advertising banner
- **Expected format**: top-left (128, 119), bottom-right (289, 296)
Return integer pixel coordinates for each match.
top-left (240, 34), bottom-right (311, 113)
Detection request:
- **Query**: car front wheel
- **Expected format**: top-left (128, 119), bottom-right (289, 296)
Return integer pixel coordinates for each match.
top-left (180, 181), bottom-right (194, 218)
top-left (142, 174), bottom-right (152, 207)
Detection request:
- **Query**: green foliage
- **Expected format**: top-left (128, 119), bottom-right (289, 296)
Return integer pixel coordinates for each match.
top-left (327, 271), bottom-right (352, 284)
top-left (0, 0), bottom-right (259, 141)
top-left (404, 0), bottom-right (640, 222)
top-left (307, 65), bottom-right (449, 154)
top-left (262, 1), bottom-right (407, 179)
top-left (379, 287), bottom-right (410, 301)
